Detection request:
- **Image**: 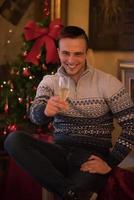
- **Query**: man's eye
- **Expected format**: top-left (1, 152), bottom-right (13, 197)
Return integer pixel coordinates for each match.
top-left (62, 52), bottom-right (69, 56)
top-left (75, 53), bottom-right (84, 56)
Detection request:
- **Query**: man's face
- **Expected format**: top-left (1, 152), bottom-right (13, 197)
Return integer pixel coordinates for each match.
top-left (58, 38), bottom-right (87, 81)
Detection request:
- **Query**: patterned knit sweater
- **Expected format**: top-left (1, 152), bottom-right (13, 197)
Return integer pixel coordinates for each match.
top-left (30, 65), bottom-right (134, 168)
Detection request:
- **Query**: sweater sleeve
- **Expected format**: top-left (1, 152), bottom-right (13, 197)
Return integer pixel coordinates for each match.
top-left (104, 75), bottom-right (134, 167)
top-left (30, 76), bottom-right (54, 125)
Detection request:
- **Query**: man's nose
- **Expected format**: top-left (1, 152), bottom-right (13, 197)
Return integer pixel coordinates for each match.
top-left (68, 55), bottom-right (75, 65)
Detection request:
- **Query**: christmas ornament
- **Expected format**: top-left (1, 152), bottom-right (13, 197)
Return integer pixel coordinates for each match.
top-left (23, 18), bottom-right (63, 65)
top-left (44, 0), bottom-right (50, 17)
top-left (48, 122), bottom-right (54, 132)
top-left (4, 98), bottom-right (9, 113)
top-left (7, 123), bottom-right (17, 133)
top-left (23, 67), bottom-right (31, 77)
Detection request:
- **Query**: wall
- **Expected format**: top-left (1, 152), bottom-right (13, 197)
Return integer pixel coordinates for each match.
top-left (67, 0), bottom-right (89, 35)
top-left (1, 0), bottom-right (134, 76)
top-left (0, 1), bottom-right (38, 65)
top-left (67, 0), bottom-right (134, 77)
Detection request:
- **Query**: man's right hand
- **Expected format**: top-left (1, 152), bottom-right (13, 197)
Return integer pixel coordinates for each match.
top-left (44, 96), bottom-right (68, 117)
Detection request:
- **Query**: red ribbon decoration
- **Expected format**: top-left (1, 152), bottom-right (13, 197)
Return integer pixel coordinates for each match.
top-left (24, 19), bottom-right (63, 65)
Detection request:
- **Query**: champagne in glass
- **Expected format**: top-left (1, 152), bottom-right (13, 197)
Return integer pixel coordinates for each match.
top-left (59, 76), bottom-right (70, 101)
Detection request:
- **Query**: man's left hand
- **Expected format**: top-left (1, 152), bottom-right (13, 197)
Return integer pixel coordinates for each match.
top-left (80, 155), bottom-right (112, 174)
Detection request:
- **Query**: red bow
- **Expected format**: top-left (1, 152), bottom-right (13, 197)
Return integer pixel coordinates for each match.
top-left (24, 19), bottom-right (63, 65)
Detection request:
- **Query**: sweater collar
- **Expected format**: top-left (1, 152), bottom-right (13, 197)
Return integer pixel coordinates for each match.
top-left (57, 64), bottom-right (93, 78)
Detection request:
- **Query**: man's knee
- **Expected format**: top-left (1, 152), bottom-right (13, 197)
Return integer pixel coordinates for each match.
top-left (4, 131), bottom-right (27, 155)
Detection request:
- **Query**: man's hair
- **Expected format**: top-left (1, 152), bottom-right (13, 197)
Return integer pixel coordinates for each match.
top-left (58, 26), bottom-right (89, 50)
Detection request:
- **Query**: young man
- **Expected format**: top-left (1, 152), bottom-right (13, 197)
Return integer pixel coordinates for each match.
top-left (4, 26), bottom-right (134, 200)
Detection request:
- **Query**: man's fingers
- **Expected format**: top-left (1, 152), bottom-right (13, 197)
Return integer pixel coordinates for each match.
top-left (80, 163), bottom-right (97, 173)
top-left (50, 96), bottom-right (68, 109)
top-left (88, 155), bottom-right (102, 161)
top-left (45, 95), bottom-right (69, 116)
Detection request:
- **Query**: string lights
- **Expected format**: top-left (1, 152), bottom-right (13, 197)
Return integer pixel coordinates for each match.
top-left (0, 0), bottom-right (60, 136)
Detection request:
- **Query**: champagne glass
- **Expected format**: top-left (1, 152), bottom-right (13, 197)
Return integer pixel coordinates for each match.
top-left (59, 76), bottom-right (70, 101)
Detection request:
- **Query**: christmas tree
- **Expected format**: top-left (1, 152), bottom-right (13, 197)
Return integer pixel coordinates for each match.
top-left (0, 0), bottom-right (62, 144)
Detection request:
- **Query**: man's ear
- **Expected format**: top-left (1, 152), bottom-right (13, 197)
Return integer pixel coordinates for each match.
top-left (57, 48), bottom-right (60, 55)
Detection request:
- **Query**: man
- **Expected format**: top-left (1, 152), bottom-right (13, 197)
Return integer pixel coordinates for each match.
top-left (4, 26), bottom-right (134, 200)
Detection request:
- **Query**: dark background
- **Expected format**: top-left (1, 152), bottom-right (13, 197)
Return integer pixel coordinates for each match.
top-left (89, 0), bottom-right (134, 51)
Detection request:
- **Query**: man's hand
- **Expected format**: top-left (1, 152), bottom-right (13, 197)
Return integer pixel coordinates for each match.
top-left (80, 155), bottom-right (112, 174)
top-left (44, 96), bottom-right (68, 117)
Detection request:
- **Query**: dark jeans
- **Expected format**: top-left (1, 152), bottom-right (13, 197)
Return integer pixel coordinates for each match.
top-left (4, 131), bottom-right (109, 197)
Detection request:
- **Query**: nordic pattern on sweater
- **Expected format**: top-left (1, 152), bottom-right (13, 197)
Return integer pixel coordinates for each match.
top-left (30, 66), bottom-right (134, 167)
